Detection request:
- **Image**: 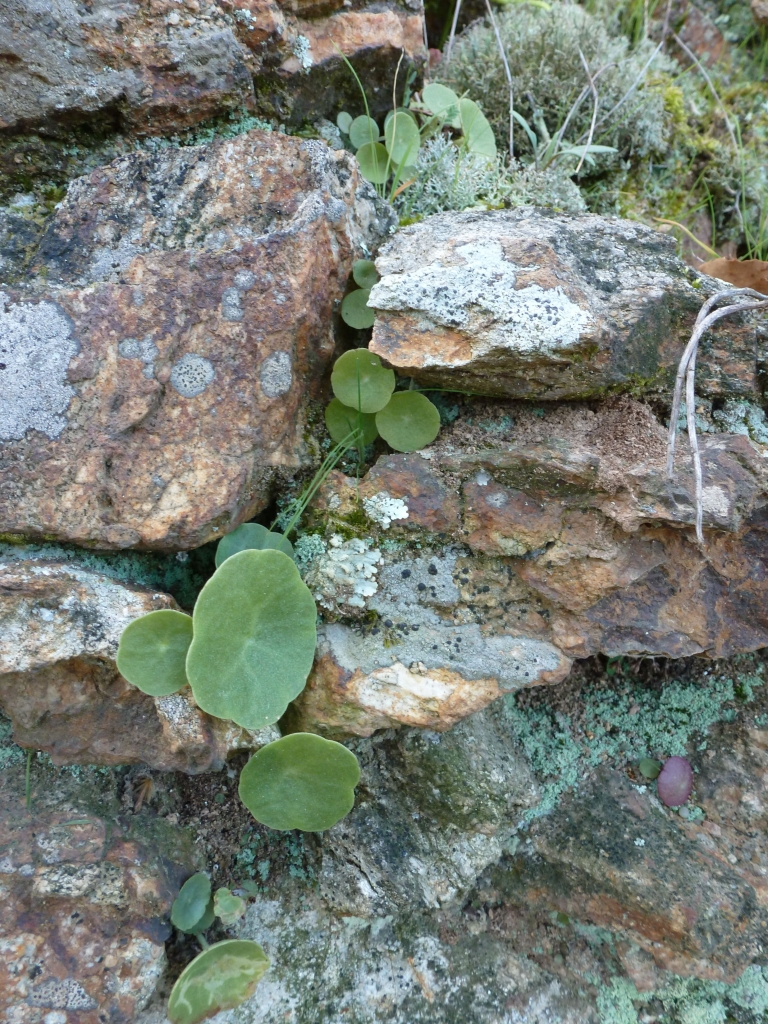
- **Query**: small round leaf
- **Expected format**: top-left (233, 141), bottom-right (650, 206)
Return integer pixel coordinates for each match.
top-left (384, 111), bottom-right (421, 166)
top-left (215, 523), bottom-right (294, 568)
top-left (171, 873), bottom-right (212, 934)
top-left (325, 398), bottom-right (379, 445)
top-left (186, 550), bottom-right (317, 730)
top-left (168, 940), bottom-right (270, 1024)
top-left (213, 887), bottom-right (246, 927)
top-left (341, 288), bottom-right (375, 329)
top-left (638, 757), bottom-right (662, 780)
top-left (422, 83), bottom-right (461, 127)
top-left (238, 733), bottom-right (361, 832)
top-left (375, 391), bottom-right (441, 452)
top-left (459, 98), bottom-right (496, 159)
top-left (352, 259), bottom-right (379, 290)
top-left (355, 141), bottom-right (389, 184)
top-left (331, 349), bottom-right (395, 413)
top-left (336, 111), bottom-right (353, 133)
top-left (116, 609), bottom-right (192, 697)
top-left (348, 114), bottom-right (380, 149)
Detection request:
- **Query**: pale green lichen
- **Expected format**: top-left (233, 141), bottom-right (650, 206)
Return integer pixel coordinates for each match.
top-left (502, 668), bottom-right (764, 820)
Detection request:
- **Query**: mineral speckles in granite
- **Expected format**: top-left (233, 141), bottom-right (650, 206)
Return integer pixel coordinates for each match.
top-left (0, 294), bottom-right (78, 441)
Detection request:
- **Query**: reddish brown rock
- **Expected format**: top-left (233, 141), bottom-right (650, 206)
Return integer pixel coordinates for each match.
top-left (295, 397), bottom-right (768, 736)
top-left (368, 208), bottom-right (761, 402)
top-left (0, 129), bottom-right (392, 549)
top-left (0, 787), bottom-right (185, 1024)
top-left (0, 0), bottom-right (424, 136)
top-left (498, 715), bottom-right (768, 981)
top-left (0, 558), bottom-right (275, 769)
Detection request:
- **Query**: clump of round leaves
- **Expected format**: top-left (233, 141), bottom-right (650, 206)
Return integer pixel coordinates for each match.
top-left (325, 398), bottom-right (379, 446)
top-left (186, 550), bottom-right (317, 730)
top-left (348, 114), bottom-right (379, 149)
top-left (341, 289), bottom-right (375, 329)
top-left (168, 940), bottom-right (269, 1024)
top-left (352, 259), bottom-right (379, 290)
top-left (355, 141), bottom-right (389, 185)
top-left (638, 757), bottom-right (662, 780)
top-left (422, 83), bottom-right (461, 127)
top-left (336, 110), bottom-right (353, 134)
top-left (657, 756), bottom-right (694, 807)
top-left (171, 873), bottom-right (213, 934)
top-left (238, 733), bottom-right (360, 832)
top-left (116, 609), bottom-right (192, 697)
top-left (331, 349), bottom-right (394, 413)
top-left (384, 110), bottom-right (420, 166)
top-left (375, 391), bottom-right (441, 452)
top-left (215, 522), bottom-right (293, 568)
top-left (213, 887), bottom-right (246, 927)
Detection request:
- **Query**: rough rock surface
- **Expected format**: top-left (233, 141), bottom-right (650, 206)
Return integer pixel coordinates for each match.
top-left (293, 398), bottom-right (768, 736)
top-left (0, 557), bottom-right (276, 769)
top-left (368, 208), bottom-right (762, 401)
top-left (0, 0), bottom-right (424, 135)
top-left (0, 784), bottom-right (185, 1024)
top-left (0, 129), bottom-right (392, 548)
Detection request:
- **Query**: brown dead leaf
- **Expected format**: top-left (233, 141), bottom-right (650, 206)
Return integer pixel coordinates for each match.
top-left (698, 258), bottom-right (768, 295)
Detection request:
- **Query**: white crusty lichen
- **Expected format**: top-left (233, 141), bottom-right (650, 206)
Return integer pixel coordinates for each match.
top-left (292, 34), bottom-right (313, 70)
top-left (301, 535), bottom-right (381, 613)
top-left (363, 491), bottom-right (409, 529)
top-left (0, 292), bottom-right (78, 441)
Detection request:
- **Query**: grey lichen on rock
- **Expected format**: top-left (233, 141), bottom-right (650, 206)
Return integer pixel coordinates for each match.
top-left (0, 293), bottom-right (78, 440)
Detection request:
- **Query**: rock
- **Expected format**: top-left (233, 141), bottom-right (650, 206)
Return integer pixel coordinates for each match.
top-left (293, 397), bottom-right (768, 736)
top-left (0, 0), bottom-right (424, 136)
top-left (0, 129), bottom-right (393, 548)
top-left (494, 716), bottom-right (768, 982)
top-left (368, 208), bottom-right (761, 401)
top-left (751, 0), bottom-right (768, 27)
top-left (0, 786), bottom-right (184, 1024)
top-left (0, 558), bottom-right (276, 770)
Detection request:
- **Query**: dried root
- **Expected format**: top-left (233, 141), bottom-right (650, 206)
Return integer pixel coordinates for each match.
top-left (667, 288), bottom-right (768, 544)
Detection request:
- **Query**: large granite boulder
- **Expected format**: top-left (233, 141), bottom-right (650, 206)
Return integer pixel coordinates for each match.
top-left (0, 0), bottom-right (424, 136)
top-left (291, 397), bottom-right (768, 736)
top-left (368, 208), bottom-right (763, 401)
top-left (0, 556), bottom-right (276, 769)
top-left (0, 129), bottom-right (393, 548)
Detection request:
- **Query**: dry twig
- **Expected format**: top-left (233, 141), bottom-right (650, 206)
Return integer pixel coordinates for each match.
top-left (445, 0), bottom-right (462, 64)
top-left (484, 0), bottom-right (515, 159)
top-left (667, 289), bottom-right (768, 544)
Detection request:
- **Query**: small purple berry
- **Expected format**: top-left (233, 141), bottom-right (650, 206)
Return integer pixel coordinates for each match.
top-left (657, 756), bottom-right (694, 807)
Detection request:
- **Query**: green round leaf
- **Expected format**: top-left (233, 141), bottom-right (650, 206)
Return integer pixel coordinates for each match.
top-left (384, 110), bottom-right (421, 167)
top-left (355, 141), bottom-right (389, 184)
top-left (459, 98), bottom-right (497, 159)
top-left (331, 349), bottom-right (395, 413)
top-left (638, 757), bottom-right (662, 780)
top-left (336, 111), bottom-right (353, 133)
top-left (238, 733), bottom-right (360, 832)
top-left (168, 940), bottom-right (270, 1024)
top-left (421, 83), bottom-right (461, 127)
top-left (325, 398), bottom-right (379, 446)
top-left (340, 288), bottom-right (375, 329)
top-left (171, 873), bottom-right (212, 934)
top-left (116, 609), bottom-right (192, 697)
top-left (186, 550), bottom-right (317, 730)
top-left (352, 259), bottom-right (379, 290)
top-left (375, 391), bottom-right (441, 452)
top-left (213, 887), bottom-right (246, 927)
top-left (348, 114), bottom-right (380, 150)
top-left (215, 523), bottom-right (294, 569)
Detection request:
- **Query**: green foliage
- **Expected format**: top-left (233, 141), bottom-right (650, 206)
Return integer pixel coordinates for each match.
top-left (375, 391), bottom-right (441, 452)
top-left (213, 887), bottom-right (246, 926)
top-left (331, 349), bottom-right (395, 413)
top-left (186, 550), bottom-right (317, 730)
top-left (238, 733), bottom-right (361, 832)
top-left (215, 523), bottom-right (294, 568)
top-left (116, 610), bottom-right (193, 697)
top-left (348, 115), bottom-right (379, 149)
top-left (637, 757), bottom-right (661, 779)
top-left (354, 141), bottom-right (389, 185)
top-left (352, 259), bottom-right (379, 289)
top-left (325, 398), bottom-right (379, 446)
top-left (171, 873), bottom-right (213, 934)
top-left (340, 288), bottom-right (376, 329)
top-left (167, 940), bottom-right (270, 1024)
